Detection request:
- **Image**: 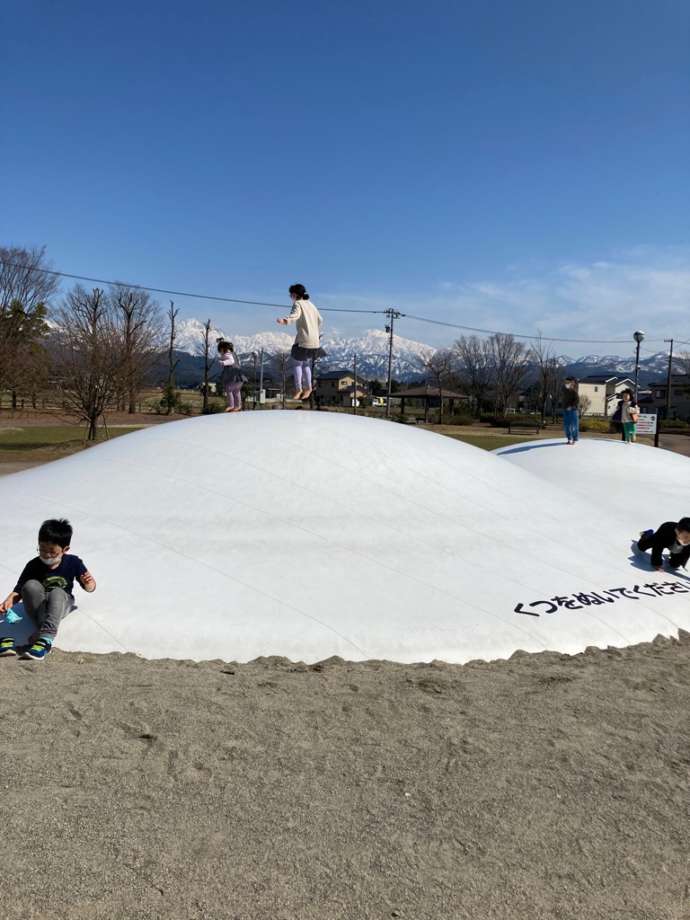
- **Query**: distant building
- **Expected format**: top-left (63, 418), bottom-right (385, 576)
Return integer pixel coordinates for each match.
top-left (645, 374), bottom-right (690, 421)
top-left (577, 376), bottom-right (635, 416)
top-left (395, 385), bottom-right (469, 421)
top-left (316, 370), bottom-right (368, 407)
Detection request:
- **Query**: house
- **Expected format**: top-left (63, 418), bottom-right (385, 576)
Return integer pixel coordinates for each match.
top-left (644, 374), bottom-right (690, 421)
top-left (339, 383), bottom-right (370, 407)
top-left (395, 385), bottom-right (470, 421)
top-left (577, 376), bottom-right (635, 416)
top-left (316, 370), bottom-right (366, 407)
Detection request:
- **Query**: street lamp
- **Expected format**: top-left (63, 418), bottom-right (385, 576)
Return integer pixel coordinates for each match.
top-left (633, 330), bottom-right (645, 402)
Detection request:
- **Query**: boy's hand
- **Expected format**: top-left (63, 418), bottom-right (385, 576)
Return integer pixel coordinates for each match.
top-left (81, 572), bottom-right (96, 592)
top-left (0, 593), bottom-right (18, 613)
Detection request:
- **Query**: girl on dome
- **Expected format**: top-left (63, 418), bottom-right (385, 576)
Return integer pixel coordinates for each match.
top-left (217, 339), bottom-right (245, 412)
top-left (276, 283), bottom-right (325, 401)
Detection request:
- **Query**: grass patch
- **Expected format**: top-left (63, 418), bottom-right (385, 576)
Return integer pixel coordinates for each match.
top-left (438, 433), bottom-right (543, 451)
top-left (0, 426), bottom-right (142, 452)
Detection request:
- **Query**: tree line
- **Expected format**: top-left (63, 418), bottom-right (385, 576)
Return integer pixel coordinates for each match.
top-left (3, 243), bottom-right (689, 434)
top-left (425, 334), bottom-right (572, 423)
top-left (1, 246), bottom-right (166, 438)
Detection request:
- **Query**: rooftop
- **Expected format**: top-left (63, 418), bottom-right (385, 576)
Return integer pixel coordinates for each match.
top-left (317, 369), bottom-right (354, 381)
top-left (396, 386), bottom-right (468, 399)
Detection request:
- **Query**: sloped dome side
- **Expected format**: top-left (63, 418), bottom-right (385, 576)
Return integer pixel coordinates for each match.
top-left (0, 415), bottom-right (687, 662)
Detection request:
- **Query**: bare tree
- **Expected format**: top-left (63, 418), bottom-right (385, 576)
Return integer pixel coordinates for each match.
top-left (11, 339), bottom-right (50, 410)
top-left (163, 300), bottom-right (179, 415)
top-left (0, 245), bottom-right (59, 312)
top-left (488, 333), bottom-right (529, 415)
top-left (453, 335), bottom-right (493, 418)
top-left (578, 393), bottom-right (592, 417)
top-left (425, 349), bottom-right (455, 424)
top-left (53, 286), bottom-right (125, 440)
top-left (530, 336), bottom-right (564, 424)
top-left (110, 285), bottom-right (163, 413)
top-left (198, 319), bottom-right (213, 414)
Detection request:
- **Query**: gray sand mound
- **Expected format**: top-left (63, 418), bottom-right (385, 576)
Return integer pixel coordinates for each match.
top-left (1, 636), bottom-right (689, 920)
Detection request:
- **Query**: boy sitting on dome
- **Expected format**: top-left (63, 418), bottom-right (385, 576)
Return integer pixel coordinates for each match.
top-left (0, 518), bottom-right (96, 660)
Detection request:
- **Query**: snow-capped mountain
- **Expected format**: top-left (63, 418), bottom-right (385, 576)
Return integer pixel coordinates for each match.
top-left (318, 330), bottom-right (434, 379)
top-left (174, 319), bottom-right (681, 382)
top-left (175, 321), bottom-right (435, 380)
top-left (173, 319), bottom-right (232, 353)
top-left (565, 352), bottom-right (673, 379)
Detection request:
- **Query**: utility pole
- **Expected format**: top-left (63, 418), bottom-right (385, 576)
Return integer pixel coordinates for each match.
top-left (385, 308), bottom-right (402, 418)
top-left (353, 353), bottom-right (358, 415)
top-left (252, 352), bottom-right (258, 409)
top-left (664, 338), bottom-right (674, 420)
top-left (258, 348), bottom-right (264, 409)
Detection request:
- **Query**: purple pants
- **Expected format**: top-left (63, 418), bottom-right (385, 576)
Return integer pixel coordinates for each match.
top-left (224, 382), bottom-right (243, 409)
top-left (294, 361), bottom-right (312, 390)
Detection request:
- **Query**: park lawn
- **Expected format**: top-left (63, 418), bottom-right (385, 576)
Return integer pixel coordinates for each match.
top-left (439, 432), bottom-right (543, 451)
top-left (0, 425), bottom-right (142, 458)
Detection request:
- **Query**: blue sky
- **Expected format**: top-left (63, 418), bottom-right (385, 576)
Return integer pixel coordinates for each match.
top-left (2, 0), bottom-right (689, 352)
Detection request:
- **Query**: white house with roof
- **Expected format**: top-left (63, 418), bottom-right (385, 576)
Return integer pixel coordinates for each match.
top-left (577, 376), bottom-right (635, 416)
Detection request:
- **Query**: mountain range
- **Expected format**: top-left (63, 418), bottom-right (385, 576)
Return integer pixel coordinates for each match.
top-left (172, 318), bottom-right (681, 385)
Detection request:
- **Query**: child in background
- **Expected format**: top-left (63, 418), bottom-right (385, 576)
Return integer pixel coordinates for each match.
top-left (217, 339), bottom-right (244, 413)
top-left (620, 388), bottom-right (640, 443)
top-left (0, 518), bottom-right (96, 660)
top-left (637, 518), bottom-right (690, 572)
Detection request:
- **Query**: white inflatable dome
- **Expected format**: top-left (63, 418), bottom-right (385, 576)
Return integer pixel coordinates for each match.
top-left (0, 414), bottom-right (687, 663)
top-left (494, 436), bottom-right (689, 526)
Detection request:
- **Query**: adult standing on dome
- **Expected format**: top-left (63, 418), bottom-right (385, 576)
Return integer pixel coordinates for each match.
top-left (562, 377), bottom-right (580, 445)
top-left (276, 283), bottom-right (324, 401)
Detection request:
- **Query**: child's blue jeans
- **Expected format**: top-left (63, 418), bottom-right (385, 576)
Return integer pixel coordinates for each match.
top-left (563, 408), bottom-right (579, 441)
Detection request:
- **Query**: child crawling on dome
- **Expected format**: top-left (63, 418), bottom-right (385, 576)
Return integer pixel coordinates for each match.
top-left (637, 518), bottom-right (690, 572)
top-left (0, 518), bottom-right (96, 660)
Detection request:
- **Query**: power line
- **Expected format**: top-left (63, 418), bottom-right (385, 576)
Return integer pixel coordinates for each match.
top-left (402, 312), bottom-right (672, 346)
top-left (0, 260), bottom-right (385, 316)
top-left (2, 257), bottom-right (688, 346)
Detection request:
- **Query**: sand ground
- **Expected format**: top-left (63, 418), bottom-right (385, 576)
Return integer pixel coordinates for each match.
top-left (1, 636), bottom-right (688, 920)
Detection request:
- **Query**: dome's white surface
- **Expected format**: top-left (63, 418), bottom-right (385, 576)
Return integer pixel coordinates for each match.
top-left (0, 415), bottom-right (687, 663)
top-left (494, 437), bottom-right (689, 531)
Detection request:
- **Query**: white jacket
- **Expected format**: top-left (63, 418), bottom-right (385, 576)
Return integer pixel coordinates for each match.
top-left (284, 299), bottom-right (323, 348)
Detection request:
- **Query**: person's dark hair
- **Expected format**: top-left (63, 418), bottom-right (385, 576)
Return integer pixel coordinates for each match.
top-left (38, 518), bottom-right (73, 548)
top-left (677, 517), bottom-right (690, 534)
top-left (289, 283), bottom-right (309, 300)
top-left (622, 388), bottom-right (634, 399)
top-left (216, 338), bottom-right (234, 353)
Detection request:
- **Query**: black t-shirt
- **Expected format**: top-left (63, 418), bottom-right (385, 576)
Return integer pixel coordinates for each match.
top-left (562, 387), bottom-right (579, 409)
top-left (14, 555), bottom-right (88, 597)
